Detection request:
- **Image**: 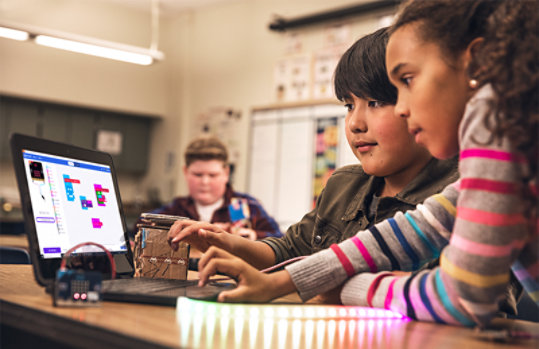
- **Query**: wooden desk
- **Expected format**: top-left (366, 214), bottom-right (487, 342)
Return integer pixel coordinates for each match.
top-left (1, 265), bottom-right (537, 349)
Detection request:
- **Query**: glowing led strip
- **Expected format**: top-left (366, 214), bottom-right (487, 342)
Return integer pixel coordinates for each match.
top-left (176, 297), bottom-right (406, 320)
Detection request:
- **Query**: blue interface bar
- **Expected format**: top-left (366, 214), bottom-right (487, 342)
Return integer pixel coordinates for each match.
top-left (23, 151), bottom-right (111, 173)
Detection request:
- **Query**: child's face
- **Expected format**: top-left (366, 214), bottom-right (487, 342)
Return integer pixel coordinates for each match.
top-left (386, 23), bottom-right (470, 159)
top-left (183, 160), bottom-right (229, 205)
top-left (344, 93), bottom-right (431, 178)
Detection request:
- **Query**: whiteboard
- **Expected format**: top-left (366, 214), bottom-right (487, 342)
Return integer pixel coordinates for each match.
top-left (248, 104), bottom-right (350, 232)
top-left (248, 111), bottom-right (280, 215)
top-left (276, 115), bottom-right (314, 229)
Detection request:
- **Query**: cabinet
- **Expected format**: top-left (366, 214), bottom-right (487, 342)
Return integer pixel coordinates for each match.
top-left (68, 109), bottom-right (98, 149)
top-left (41, 104), bottom-right (71, 144)
top-left (0, 96), bottom-right (39, 160)
top-left (0, 95), bottom-right (155, 174)
top-left (97, 111), bottom-right (151, 174)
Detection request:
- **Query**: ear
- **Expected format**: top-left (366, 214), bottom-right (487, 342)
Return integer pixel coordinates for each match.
top-left (182, 165), bottom-right (188, 176)
top-left (463, 37), bottom-right (484, 70)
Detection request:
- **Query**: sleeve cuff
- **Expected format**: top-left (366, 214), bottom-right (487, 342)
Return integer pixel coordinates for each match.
top-left (285, 249), bottom-right (348, 302)
top-left (341, 273), bottom-right (377, 306)
top-left (259, 239), bottom-right (283, 265)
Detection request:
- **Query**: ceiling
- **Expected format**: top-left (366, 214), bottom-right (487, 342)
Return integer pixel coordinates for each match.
top-left (100, 0), bottom-right (236, 14)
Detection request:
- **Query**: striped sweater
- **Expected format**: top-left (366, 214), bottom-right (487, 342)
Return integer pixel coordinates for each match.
top-left (286, 84), bottom-right (538, 327)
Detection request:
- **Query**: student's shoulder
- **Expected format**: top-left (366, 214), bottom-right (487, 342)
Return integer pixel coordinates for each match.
top-left (332, 164), bottom-right (368, 176)
top-left (170, 195), bottom-right (190, 205)
top-left (470, 83), bottom-right (496, 104)
top-left (327, 164), bottom-right (371, 184)
top-left (230, 190), bottom-right (264, 205)
top-left (460, 84), bottom-right (497, 144)
top-left (161, 196), bottom-right (187, 210)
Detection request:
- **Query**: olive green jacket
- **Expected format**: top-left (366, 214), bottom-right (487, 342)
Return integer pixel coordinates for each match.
top-left (263, 157), bottom-right (459, 264)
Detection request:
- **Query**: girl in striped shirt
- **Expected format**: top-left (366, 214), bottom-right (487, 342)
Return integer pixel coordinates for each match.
top-left (197, 0), bottom-right (537, 327)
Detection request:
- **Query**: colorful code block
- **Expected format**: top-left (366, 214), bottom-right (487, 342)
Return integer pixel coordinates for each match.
top-left (63, 174), bottom-right (80, 202)
top-left (80, 196), bottom-right (93, 210)
top-left (94, 184), bottom-right (109, 207)
top-left (91, 218), bottom-right (103, 229)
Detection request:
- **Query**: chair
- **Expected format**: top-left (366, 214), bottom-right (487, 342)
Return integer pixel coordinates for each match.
top-left (0, 246), bottom-right (31, 264)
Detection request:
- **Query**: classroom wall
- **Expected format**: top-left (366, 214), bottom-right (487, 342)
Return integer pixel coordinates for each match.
top-left (0, 0), bottom-right (395, 212)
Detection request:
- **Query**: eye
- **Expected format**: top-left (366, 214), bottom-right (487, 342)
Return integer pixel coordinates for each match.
top-left (344, 103), bottom-right (354, 112)
top-left (400, 75), bottom-right (413, 87)
top-left (367, 100), bottom-right (385, 108)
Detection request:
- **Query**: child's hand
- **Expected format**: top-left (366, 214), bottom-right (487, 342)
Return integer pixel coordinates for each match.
top-left (230, 227), bottom-right (257, 240)
top-left (198, 247), bottom-right (296, 303)
top-left (213, 222), bottom-right (232, 232)
top-left (312, 285), bottom-right (343, 304)
top-left (167, 220), bottom-right (236, 252)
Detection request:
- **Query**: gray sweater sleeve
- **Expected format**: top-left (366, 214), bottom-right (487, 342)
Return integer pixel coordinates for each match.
top-left (286, 184), bottom-right (458, 301)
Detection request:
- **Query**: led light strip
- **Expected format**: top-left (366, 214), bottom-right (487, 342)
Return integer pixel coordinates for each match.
top-left (176, 297), bottom-right (406, 320)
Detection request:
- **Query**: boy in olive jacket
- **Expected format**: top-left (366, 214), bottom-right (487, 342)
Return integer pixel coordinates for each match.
top-left (168, 28), bottom-right (457, 269)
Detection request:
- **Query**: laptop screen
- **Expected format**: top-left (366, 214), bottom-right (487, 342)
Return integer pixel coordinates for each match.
top-left (22, 149), bottom-right (128, 259)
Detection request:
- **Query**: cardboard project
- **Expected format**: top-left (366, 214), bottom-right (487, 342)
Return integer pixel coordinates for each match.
top-left (133, 227), bottom-right (189, 280)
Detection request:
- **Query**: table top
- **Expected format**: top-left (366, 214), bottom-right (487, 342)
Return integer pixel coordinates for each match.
top-left (1, 265), bottom-right (538, 349)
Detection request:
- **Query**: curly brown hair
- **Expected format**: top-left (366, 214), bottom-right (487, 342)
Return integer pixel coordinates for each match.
top-left (475, 0), bottom-right (538, 218)
top-left (389, 0), bottom-right (499, 65)
top-left (475, 0), bottom-right (538, 173)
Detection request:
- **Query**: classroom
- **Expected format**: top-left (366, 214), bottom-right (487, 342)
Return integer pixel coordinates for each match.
top-left (1, 0), bottom-right (537, 348)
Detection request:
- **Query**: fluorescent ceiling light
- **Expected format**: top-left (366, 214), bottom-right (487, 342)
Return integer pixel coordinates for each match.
top-left (35, 35), bottom-right (154, 66)
top-left (0, 20), bottom-right (164, 66)
top-left (0, 27), bottom-right (29, 41)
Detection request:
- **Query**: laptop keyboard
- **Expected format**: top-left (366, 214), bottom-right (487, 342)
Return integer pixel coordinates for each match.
top-left (102, 277), bottom-right (199, 293)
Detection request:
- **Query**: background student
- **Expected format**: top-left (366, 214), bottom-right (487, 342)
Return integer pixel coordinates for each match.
top-left (168, 27), bottom-right (458, 270)
top-left (140, 136), bottom-right (281, 247)
top-left (196, 0), bottom-right (537, 327)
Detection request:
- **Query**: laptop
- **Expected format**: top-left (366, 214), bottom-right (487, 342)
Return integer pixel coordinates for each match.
top-left (10, 133), bottom-right (234, 306)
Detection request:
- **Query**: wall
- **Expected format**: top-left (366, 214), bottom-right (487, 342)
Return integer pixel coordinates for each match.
top-left (0, 0), bottom-right (169, 206)
top-left (0, 0), bottom-right (396, 215)
top-left (0, 0), bottom-right (167, 115)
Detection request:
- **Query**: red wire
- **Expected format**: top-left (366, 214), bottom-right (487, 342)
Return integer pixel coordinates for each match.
top-left (260, 256), bottom-right (307, 273)
top-left (60, 242), bottom-right (116, 279)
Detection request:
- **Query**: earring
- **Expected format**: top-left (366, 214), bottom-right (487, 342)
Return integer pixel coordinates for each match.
top-left (469, 79), bottom-right (478, 89)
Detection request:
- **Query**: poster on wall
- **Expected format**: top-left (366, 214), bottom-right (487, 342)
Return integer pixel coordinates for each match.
top-left (312, 116), bottom-right (338, 207)
top-left (312, 47), bottom-right (345, 100)
top-left (273, 54), bottom-right (312, 102)
top-left (96, 130), bottom-right (123, 155)
top-left (194, 107), bottom-right (242, 180)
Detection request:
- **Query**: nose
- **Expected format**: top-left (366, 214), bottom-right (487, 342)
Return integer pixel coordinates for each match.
top-left (200, 175), bottom-right (210, 184)
top-left (395, 95), bottom-right (410, 119)
top-left (347, 107), bottom-right (367, 133)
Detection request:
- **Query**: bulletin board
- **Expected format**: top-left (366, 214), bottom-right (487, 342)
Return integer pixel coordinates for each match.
top-left (313, 116), bottom-right (338, 207)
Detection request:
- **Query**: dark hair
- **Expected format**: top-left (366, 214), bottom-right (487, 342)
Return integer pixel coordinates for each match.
top-left (334, 27), bottom-right (397, 104)
top-left (184, 136), bottom-right (228, 167)
top-left (390, 0), bottom-right (500, 66)
top-left (475, 0), bottom-right (539, 217)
